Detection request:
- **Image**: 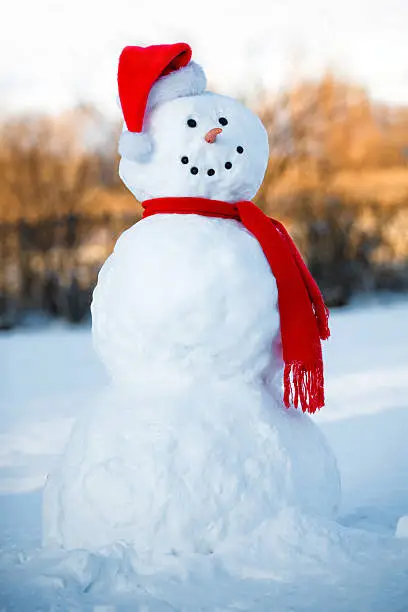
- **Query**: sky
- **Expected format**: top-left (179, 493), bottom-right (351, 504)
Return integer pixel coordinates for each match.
top-left (1, 0), bottom-right (408, 119)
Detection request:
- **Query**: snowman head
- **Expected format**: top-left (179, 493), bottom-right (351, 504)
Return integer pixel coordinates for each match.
top-left (117, 43), bottom-right (269, 202)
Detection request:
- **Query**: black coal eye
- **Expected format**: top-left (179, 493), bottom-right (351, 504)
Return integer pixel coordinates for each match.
top-left (236, 146), bottom-right (244, 154)
top-left (225, 162), bottom-right (232, 170)
top-left (187, 119), bottom-right (197, 128)
top-left (181, 156), bottom-right (189, 164)
top-left (190, 166), bottom-right (199, 175)
top-left (219, 117), bottom-right (228, 126)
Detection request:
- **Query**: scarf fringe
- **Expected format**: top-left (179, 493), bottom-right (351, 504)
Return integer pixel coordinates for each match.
top-left (283, 361), bottom-right (325, 414)
top-left (315, 302), bottom-right (331, 341)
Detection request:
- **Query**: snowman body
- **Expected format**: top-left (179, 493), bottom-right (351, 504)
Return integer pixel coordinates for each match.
top-left (42, 60), bottom-right (340, 559)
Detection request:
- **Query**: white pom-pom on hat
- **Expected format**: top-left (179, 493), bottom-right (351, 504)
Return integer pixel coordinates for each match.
top-left (118, 131), bottom-right (153, 163)
top-left (117, 43), bottom-right (206, 162)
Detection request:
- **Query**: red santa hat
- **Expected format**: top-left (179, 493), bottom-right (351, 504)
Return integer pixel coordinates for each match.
top-left (117, 43), bottom-right (206, 161)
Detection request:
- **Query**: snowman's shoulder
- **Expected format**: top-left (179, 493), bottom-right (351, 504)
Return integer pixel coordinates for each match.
top-left (112, 214), bottom-right (270, 272)
top-left (115, 214), bottom-right (242, 246)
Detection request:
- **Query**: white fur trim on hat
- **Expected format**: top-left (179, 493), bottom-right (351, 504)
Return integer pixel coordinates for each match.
top-left (118, 130), bottom-right (153, 162)
top-left (147, 61), bottom-right (206, 111)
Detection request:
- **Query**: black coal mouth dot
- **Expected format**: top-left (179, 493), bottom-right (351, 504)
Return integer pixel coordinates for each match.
top-left (225, 162), bottom-right (232, 170)
top-left (207, 169), bottom-right (215, 176)
top-left (190, 166), bottom-right (199, 175)
top-left (237, 146), bottom-right (244, 154)
top-left (181, 156), bottom-right (189, 164)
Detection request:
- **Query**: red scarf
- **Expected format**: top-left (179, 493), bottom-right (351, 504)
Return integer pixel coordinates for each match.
top-left (142, 197), bottom-right (330, 414)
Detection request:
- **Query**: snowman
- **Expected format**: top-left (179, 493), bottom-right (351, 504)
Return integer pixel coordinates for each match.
top-left (42, 43), bottom-right (340, 564)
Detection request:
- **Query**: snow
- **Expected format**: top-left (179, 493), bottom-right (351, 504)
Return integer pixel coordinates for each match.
top-left (42, 385), bottom-right (339, 555)
top-left (396, 516), bottom-right (408, 539)
top-left (1, 297), bottom-right (408, 610)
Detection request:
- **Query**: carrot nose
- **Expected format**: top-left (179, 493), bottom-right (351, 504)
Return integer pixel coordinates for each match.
top-left (204, 127), bottom-right (222, 143)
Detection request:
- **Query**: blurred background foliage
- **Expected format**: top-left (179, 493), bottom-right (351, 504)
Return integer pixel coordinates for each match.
top-left (1, 72), bottom-right (408, 328)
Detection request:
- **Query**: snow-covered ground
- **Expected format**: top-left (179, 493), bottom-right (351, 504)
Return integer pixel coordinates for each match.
top-left (1, 296), bottom-right (408, 610)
